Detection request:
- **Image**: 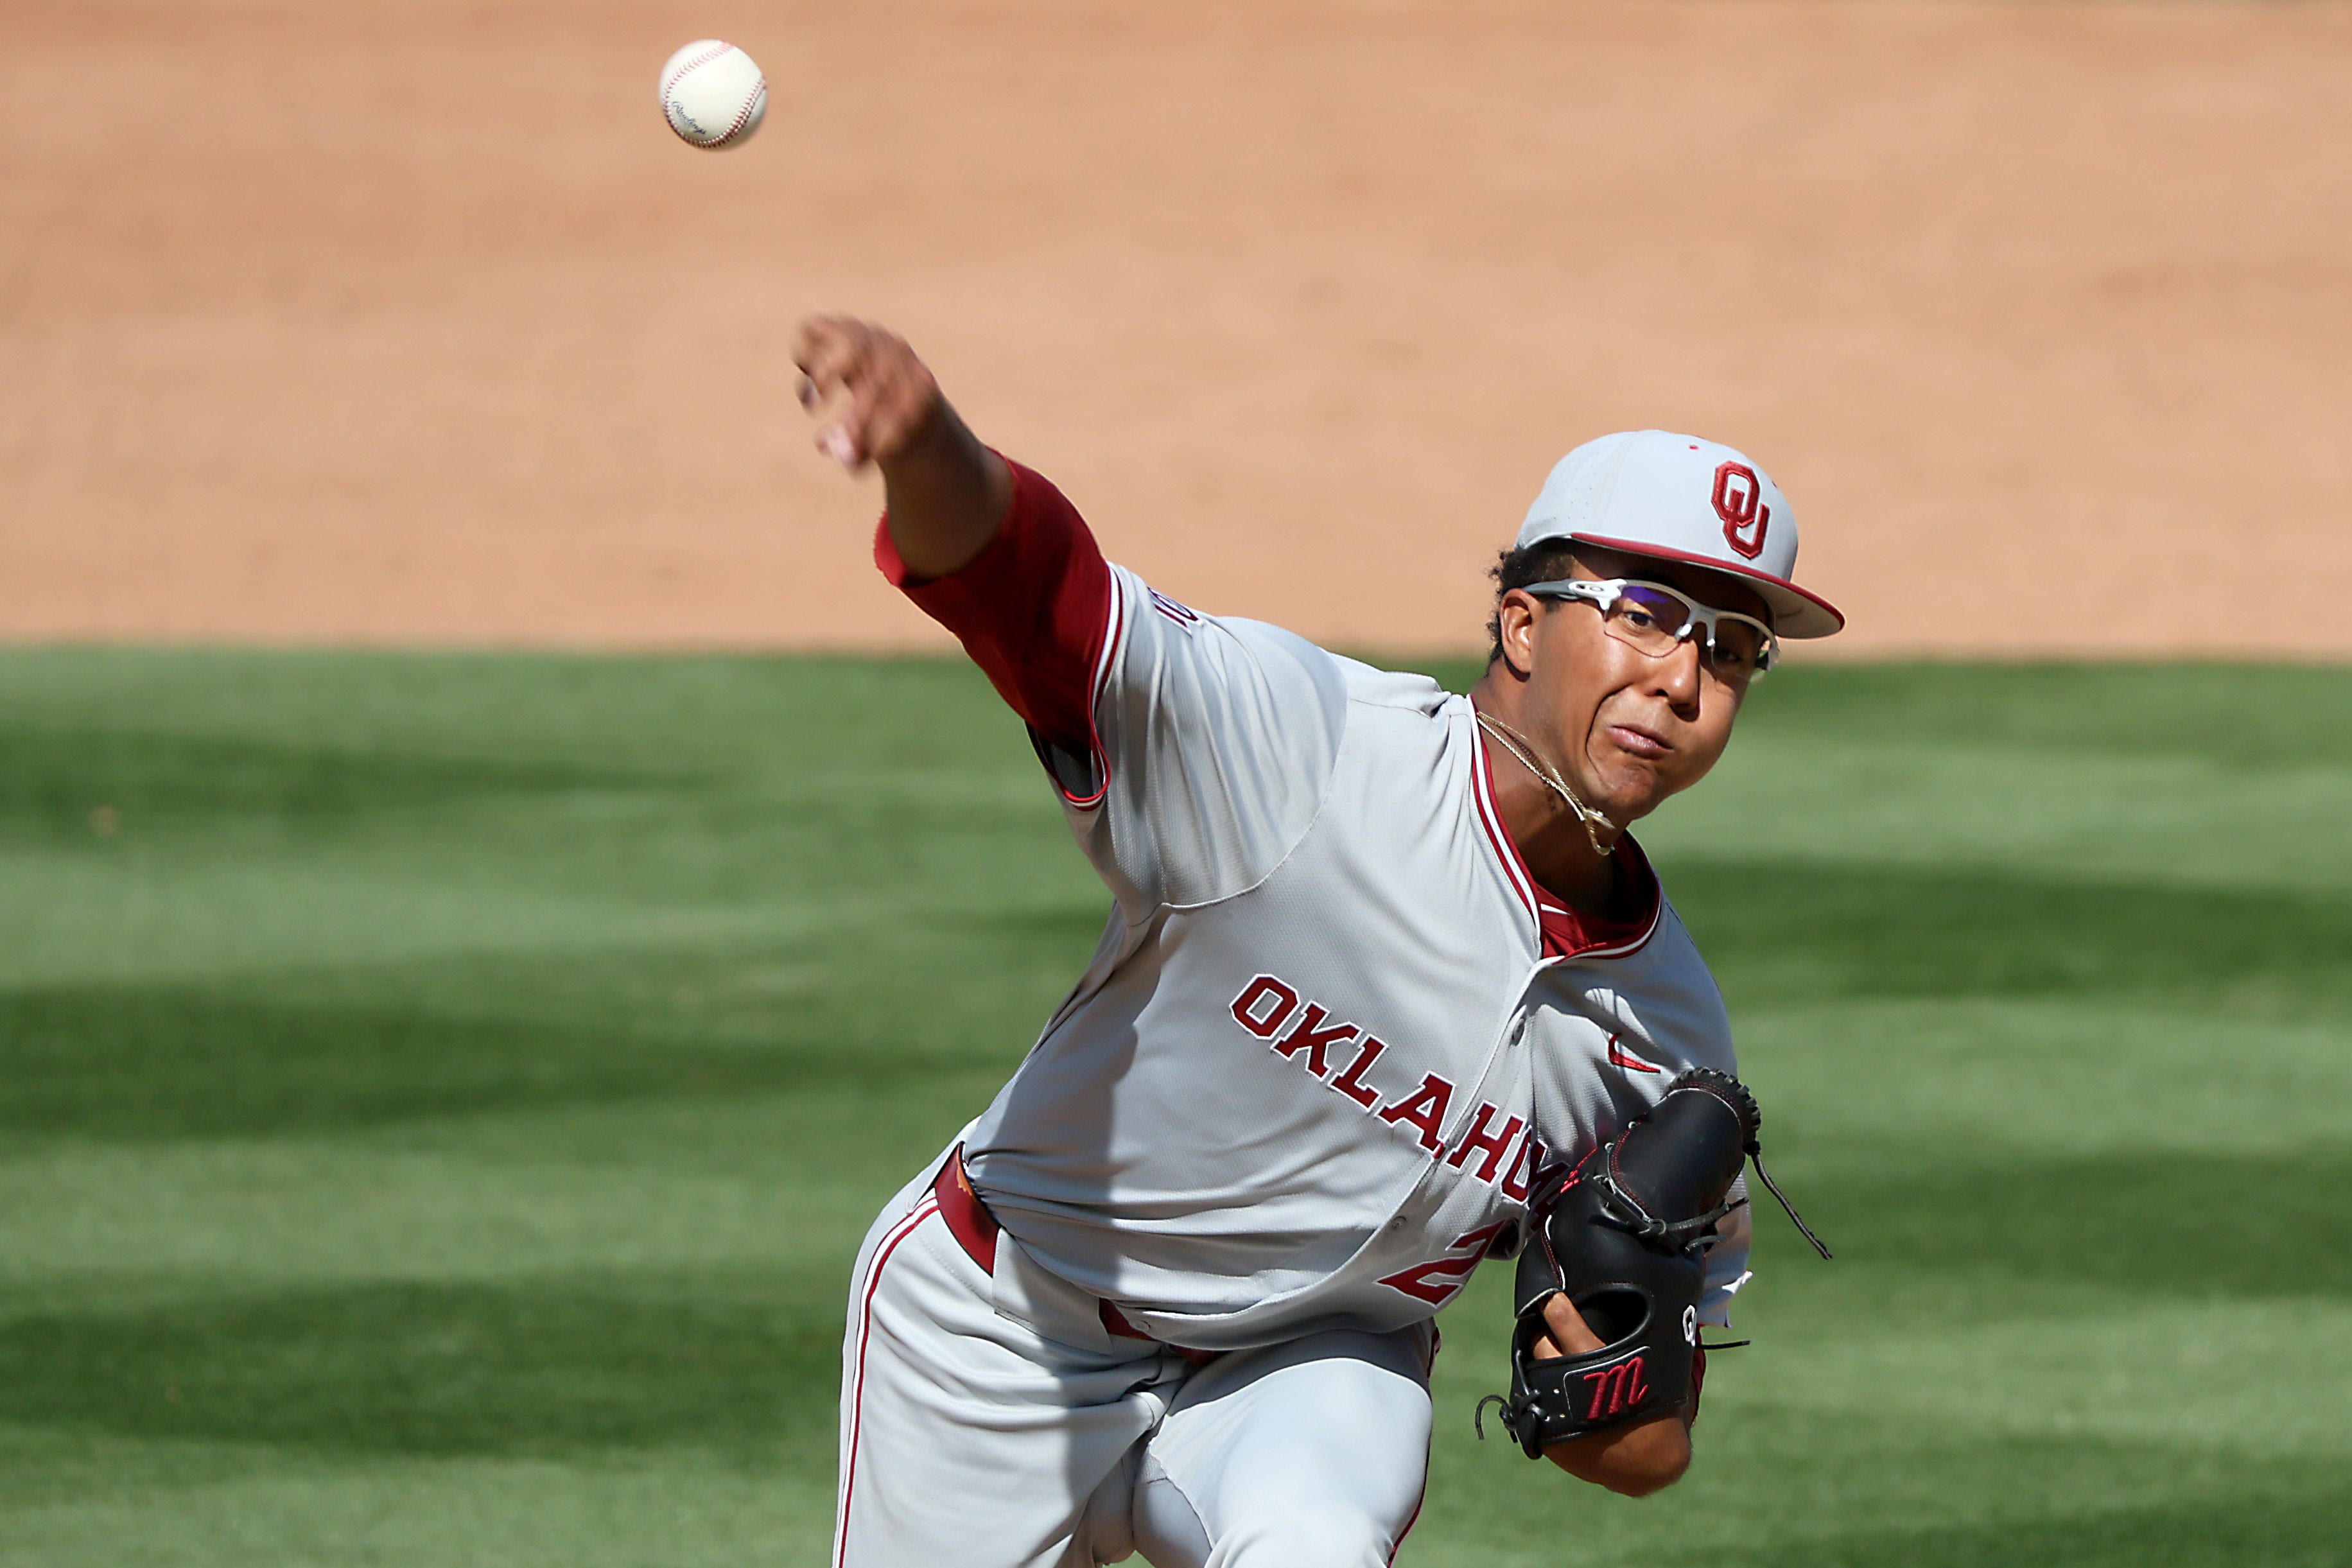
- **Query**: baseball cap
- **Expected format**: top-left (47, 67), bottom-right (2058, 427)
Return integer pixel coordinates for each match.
top-left (1516, 430), bottom-right (1843, 638)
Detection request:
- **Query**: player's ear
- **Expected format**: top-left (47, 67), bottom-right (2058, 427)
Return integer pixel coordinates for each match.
top-left (1495, 589), bottom-right (1544, 679)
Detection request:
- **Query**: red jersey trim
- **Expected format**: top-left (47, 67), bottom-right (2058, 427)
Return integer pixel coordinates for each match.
top-left (1467, 704), bottom-right (1662, 962)
top-left (1468, 718), bottom-right (1540, 937)
top-left (1058, 573), bottom-right (1125, 812)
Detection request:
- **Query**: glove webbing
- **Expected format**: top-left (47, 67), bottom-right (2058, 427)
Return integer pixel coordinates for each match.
top-left (1668, 1069), bottom-right (1832, 1260)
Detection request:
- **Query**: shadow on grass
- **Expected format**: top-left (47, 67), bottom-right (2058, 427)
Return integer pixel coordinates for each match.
top-left (0, 1269), bottom-right (839, 1464)
top-left (0, 903), bottom-right (1111, 1142)
top-left (1739, 1482), bottom-right (2352, 1568)
top-left (1800, 1142), bottom-right (2352, 1305)
top-left (1671, 857), bottom-right (2352, 1017)
top-left (0, 724), bottom-right (684, 839)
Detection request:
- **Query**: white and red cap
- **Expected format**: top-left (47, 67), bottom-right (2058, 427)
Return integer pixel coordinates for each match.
top-left (1516, 430), bottom-right (1843, 638)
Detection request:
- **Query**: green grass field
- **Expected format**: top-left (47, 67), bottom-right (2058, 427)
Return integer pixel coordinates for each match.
top-left (2, 650), bottom-right (2346, 1567)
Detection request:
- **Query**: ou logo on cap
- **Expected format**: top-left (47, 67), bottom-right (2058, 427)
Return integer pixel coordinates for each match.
top-left (1712, 462), bottom-right (1770, 559)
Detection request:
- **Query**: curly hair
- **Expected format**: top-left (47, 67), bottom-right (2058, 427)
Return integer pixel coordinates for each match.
top-left (1484, 540), bottom-right (1585, 666)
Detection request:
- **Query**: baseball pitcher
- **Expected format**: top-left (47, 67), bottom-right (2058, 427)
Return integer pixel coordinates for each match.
top-left (797, 317), bottom-right (1840, 1567)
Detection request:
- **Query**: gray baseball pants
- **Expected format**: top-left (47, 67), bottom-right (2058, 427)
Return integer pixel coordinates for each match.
top-left (833, 1151), bottom-right (1436, 1567)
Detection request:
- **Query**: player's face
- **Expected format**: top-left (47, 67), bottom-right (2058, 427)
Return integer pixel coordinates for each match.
top-left (1516, 549), bottom-right (1767, 824)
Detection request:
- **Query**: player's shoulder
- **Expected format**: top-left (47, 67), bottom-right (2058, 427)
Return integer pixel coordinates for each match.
top-left (1109, 589), bottom-right (1364, 802)
top-left (1635, 887), bottom-right (1720, 975)
top-left (1625, 893), bottom-right (1738, 1054)
top-left (1107, 571), bottom-right (1459, 754)
top-left (1110, 571), bottom-right (1346, 693)
top-left (1322, 650), bottom-right (1457, 719)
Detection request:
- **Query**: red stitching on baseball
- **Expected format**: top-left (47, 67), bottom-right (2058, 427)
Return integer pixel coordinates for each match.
top-left (661, 42), bottom-right (735, 100)
top-left (705, 76), bottom-right (764, 148)
top-left (663, 42), bottom-right (763, 147)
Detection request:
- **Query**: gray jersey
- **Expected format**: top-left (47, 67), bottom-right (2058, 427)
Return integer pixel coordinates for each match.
top-left (958, 562), bottom-right (1752, 1352)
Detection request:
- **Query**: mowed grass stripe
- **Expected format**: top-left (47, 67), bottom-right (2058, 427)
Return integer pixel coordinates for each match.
top-left (0, 916), bottom-right (1105, 1140)
top-left (0, 1267), bottom-right (841, 1463)
top-left (0, 649), bottom-right (2342, 1567)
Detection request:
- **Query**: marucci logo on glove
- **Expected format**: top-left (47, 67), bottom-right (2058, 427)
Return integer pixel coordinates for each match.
top-left (1581, 1355), bottom-right (1650, 1421)
top-left (1480, 1068), bottom-right (1829, 1459)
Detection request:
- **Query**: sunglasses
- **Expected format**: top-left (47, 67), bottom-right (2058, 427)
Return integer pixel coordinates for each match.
top-left (1520, 578), bottom-right (1779, 677)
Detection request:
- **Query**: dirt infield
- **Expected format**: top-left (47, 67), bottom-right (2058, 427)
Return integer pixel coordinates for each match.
top-left (6, 0), bottom-right (2348, 657)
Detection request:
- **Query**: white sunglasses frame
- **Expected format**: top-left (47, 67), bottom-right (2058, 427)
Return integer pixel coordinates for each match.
top-left (1518, 577), bottom-right (1780, 675)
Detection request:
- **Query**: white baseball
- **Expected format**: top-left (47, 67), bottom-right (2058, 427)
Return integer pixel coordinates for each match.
top-left (659, 40), bottom-right (767, 150)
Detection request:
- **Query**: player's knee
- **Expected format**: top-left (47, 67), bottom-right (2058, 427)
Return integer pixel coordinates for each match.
top-left (1218, 1514), bottom-right (1395, 1567)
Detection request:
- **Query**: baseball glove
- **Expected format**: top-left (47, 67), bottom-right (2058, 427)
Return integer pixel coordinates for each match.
top-left (1478, 1068), bottom-right (1828, 1458)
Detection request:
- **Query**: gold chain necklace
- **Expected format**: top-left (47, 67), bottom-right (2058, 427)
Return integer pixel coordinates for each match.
top-left (1476, 711), bottom-right (1619, 858)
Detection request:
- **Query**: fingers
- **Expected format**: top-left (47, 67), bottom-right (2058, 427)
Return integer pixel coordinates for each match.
top-left (1537, 1292), bottom-right (1605, 1358)
top-left (790, 315), bottom-right (941, 473)
top-left (792, 316), bottom-right (866, 467)
top-left (792, 315), bottom-right (867, 423)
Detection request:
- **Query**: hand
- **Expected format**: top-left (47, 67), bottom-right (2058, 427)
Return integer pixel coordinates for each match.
top-left (793, 316), bottom-right (945, 473)
top-left (1529, 1292), bottom-right (1605, 1359)
top-left (792, 314), bottom-right (1011, 579)
top-left (1543, 1409), bottom-right (1692, 1497)
top-left (1529, 1293), bottom-right (1693, 1496)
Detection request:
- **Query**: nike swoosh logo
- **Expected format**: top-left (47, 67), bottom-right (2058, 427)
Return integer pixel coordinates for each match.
top-left (1607, 1035), bottom-right (1663, 1074)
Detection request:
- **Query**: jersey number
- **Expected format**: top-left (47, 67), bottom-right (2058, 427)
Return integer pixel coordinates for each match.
top-left (1376, 1223), bottom-right (1508, 1307)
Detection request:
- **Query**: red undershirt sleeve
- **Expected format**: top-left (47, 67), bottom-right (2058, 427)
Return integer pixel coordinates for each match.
top-left (873, 457), bottom-right (1114, 758)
